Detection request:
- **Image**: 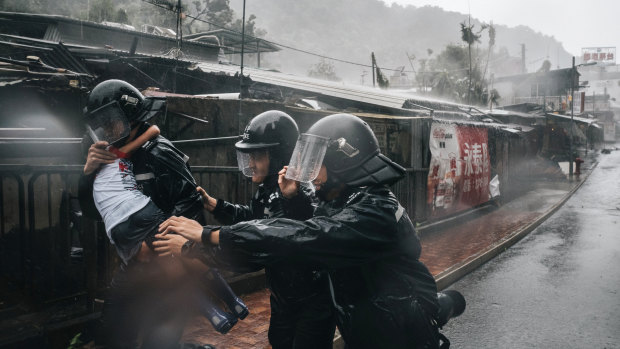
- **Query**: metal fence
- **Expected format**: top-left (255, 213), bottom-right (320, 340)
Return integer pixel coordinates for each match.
top-left (0, 164), bottom-right (256, 313)
top-left (0, 165), bottom-right (91, 313)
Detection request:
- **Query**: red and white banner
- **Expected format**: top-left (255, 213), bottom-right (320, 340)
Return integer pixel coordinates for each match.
top-left (427, 123), bottom-right (491, 218)
top-left (582, 47), bottom-right (616, 65)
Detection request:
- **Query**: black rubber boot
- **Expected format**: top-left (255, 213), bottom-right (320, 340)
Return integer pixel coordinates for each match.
top-left (197, 294), bottom-right (238, 334)
top-left (204, 269), bottom-right (249, 320)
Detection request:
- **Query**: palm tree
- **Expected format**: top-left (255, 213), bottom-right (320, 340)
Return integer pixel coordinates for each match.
top-left (482, 22), bottom-right (495, 83)
top-left (433, 69), bottom-right (455, 99)
top-left (460, 17), bottom-right (486, 105)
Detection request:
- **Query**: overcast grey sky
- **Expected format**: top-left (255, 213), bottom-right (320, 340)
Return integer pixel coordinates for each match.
top-left (382, 0), bottom-right (618, 60)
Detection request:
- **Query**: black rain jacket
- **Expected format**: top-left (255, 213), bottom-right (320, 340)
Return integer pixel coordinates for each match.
top-left (213, 185), bottom-right (440, 348)
top-left (211, 175), bottom-right (329, 306)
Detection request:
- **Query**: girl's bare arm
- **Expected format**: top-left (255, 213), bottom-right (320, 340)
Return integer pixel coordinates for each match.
top-left (119, 125), bottom-right (160, 154)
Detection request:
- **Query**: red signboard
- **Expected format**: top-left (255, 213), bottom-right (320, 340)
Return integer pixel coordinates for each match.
top-left (427, 123), bottom-right (490, 218)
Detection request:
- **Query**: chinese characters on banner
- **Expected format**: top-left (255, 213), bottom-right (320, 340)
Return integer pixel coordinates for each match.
top-left (427, 123), bottom-right (490, 218)
top-left (582, 47), bottom-right (616, 65)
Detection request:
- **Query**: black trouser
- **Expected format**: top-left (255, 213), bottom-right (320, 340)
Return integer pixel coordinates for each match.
top-left (268, 293), bottom-right (336, 349)
top-left (338, 297), bottom-right (442, 349)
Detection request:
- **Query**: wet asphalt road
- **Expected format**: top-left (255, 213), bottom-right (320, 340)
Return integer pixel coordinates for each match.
top-left (442, 148), bottom-right (620, 348)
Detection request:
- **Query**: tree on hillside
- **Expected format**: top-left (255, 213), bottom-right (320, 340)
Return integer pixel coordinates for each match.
top-left (371, 52), bottom-right (389, 89)
top-left (184, 0), bottom-right (234, 32)
top-left (426, 43), bottom-right (496, 106)
top-left (308, 59), bottom-right (341, 82)
top-left (115, 9), bottom-right (130, 24)
top-left (460, 18), bottom-right (487, 105)
top-left (413, 49), bottom-right (434, 93)
top-left (0, 0), bottom-right (81, 17)
top-left (432, 69), bottom-right (456, 99)
top-left (89, 0), bottom-right (115, 23)
top-left (231, 14), bottom-right (267, 38)
top-left (537, 59), bottom-right (552, 73)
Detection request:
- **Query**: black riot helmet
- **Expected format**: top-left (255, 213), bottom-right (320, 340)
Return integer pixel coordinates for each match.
top-left (86, 79), bottom-right (166, 123)
top-left (83, 80), bottom-right (166, 146)
top-left (286, 113), bottom-right (405, 187)
top-left (235, 110), bottom-right (300, 177)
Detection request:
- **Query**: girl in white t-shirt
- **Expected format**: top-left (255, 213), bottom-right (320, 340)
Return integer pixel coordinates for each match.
top-left (93, 125), bottom-right (162, 263)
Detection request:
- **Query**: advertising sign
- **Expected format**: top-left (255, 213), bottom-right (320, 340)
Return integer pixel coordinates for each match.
top-left (427, 123), bottom-right (491, 218)
top-left (604, 122), bottom-right (616, 142)
top-left (582, 47), bottom-right (616, 65)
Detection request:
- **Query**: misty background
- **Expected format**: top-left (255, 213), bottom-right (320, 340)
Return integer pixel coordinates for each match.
top-left (1, 0), bottom-right (572, 87)
top-left (227, 0), bottom-right (572, 83)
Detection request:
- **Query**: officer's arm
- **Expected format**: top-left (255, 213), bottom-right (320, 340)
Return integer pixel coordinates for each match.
top-left (279, 184), bottom-right (315, 220)
top-left (277, 167), bottom-right (315, 220)
top-left (210, 198), bottom-right (255, 225)
top-left (158, 191), bottom-right (403, 268)
top-left (215, 193), bottom-right (403, 268)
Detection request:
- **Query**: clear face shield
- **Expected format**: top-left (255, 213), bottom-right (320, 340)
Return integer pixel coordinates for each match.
top-left (85, 101), bottom-right (131, 147)
top-left (236, 149), bottom-right (271, 178)
top-left (284, 134), bottom-right (329, 183)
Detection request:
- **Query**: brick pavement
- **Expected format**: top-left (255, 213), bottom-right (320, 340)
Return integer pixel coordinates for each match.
top-left (182, 288), bottom-right (272, 349)
top-left (182, 181), bottom-right (575, 348)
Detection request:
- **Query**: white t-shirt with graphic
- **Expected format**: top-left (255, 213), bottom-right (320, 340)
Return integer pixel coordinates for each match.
top-left (93, 158), bottom-right (151, 241)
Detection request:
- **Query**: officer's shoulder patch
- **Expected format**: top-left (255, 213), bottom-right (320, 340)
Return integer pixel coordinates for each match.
top-left (345, 191), bottom-right (363, 205)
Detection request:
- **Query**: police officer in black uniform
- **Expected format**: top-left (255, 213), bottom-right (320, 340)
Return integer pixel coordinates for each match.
top-left (169, 110), bottom-right (336, 349)
top-left (78, 79), bottom-right (206, 349)
top-left (159, 113), bottom-right (453, 348)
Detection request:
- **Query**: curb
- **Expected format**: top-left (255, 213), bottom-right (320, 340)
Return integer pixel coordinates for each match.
top-left (417, 204), bottom-right (497, 237)
top-left (434, 162), bottom-right (598, 291)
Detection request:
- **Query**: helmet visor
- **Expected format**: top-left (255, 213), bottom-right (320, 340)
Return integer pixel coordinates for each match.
top-left (85, 101), bottom-right (130, 146)
top-left (236, 149), bottom-right (270, 178)
top-left (285, 134), bottom-right (329, 182)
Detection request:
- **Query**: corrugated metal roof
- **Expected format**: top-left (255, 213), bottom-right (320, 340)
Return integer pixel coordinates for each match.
top-left (546, 113), bottom-right (600, 125)
top-left (0, 34), bottom-right (93, 76)
top-left (486, 109), bottom-right (545, 119)
top-left (185, 29), bottom-right (280, 54)
top-left (196, 62), bottom-right (466, 115)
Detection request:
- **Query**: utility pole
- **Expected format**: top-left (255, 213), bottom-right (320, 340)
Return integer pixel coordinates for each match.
top-left (568, 58), bottom-right (596, 178)
top-left (176, 0), bottom-right (183, 48)
top-left (371, 52), bottom-right (376, 88)
top-left (172, 0), bottom-right (183, 93)
top-left (489, 73), bottom-right (495, 112)
top-left (521, 44), bottom-right (526, 74)
top-left (238, 0), bottom-right (247, 134)
top-left (569, 56), bottom-right (575, 178)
